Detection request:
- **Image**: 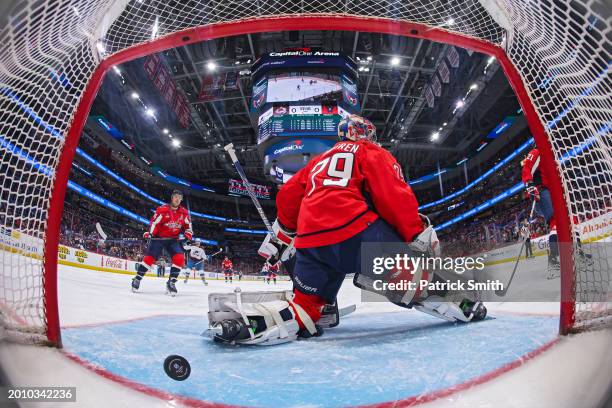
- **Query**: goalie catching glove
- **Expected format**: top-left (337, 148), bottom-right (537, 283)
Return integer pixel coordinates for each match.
top-left (408, 213), bottom-right (441, 258)
top-left (258, 219), bottom-right (296, 265)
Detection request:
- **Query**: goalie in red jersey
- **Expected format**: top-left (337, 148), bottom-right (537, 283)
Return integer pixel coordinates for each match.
top-left (207, 115), bottom-right (486, 345)
top-left (131, 190), bottom-right (192, 296)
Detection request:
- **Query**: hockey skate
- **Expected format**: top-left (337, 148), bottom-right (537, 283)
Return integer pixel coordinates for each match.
top-left (166, 280), bottom-right (178, 296)
top-left (413, 296), bottom-right (487, 323)
top-left (459, 299), bottom-right (487, 321)
top-left (131, 277), bottom-right (141, 292)
top-left (201, 276), bottom-right (208, 286)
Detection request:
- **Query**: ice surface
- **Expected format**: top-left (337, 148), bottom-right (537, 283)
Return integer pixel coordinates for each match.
top-left (0, 261), bottom-right (610, 407)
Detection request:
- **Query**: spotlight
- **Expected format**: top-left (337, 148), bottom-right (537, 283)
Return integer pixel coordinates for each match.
top-left (207, 61), bottom-right (217, 71)
top-left (390, 57), bottom-right (400, 66)
top-left (172, 139), bottom-right (181, 147)
top-left (131, 92), bottom-right (139, 99)
top-left (431, 132), bottom-right (440, 141)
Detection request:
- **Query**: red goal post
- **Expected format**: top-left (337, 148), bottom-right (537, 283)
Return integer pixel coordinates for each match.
top-left (0, 1), bottom-right (609, 347)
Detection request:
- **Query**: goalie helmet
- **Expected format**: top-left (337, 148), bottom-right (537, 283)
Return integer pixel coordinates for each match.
top-left (338, 114), bottom-right (376, 142)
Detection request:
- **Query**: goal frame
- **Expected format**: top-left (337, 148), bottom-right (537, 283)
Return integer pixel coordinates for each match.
top-left (43, 15), bottom-right (575, 347)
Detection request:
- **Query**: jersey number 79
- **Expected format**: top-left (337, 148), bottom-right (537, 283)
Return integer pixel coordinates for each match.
top-left (308, 152), bottom-right (355, 196)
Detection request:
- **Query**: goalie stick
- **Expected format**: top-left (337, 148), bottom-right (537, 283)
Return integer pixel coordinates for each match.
top-left (224, 143), bottom-right (274, 235)
top-left (495, 199), bottom-right (537, 297)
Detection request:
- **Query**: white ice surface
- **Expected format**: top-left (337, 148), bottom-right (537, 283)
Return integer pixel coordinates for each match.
top-left (0, 264), bottom-right (610, 407)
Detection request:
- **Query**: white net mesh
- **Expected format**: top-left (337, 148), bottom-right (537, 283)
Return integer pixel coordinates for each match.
top-left (0, 0), bottom-right (609, 343)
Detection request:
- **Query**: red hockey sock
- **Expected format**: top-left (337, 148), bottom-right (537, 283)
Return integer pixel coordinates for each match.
top-left (290, 290), bottom-right (327, 329)
top-left (142, 255), bottom-right (156, 267)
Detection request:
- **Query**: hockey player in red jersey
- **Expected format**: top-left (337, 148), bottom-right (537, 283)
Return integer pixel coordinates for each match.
top-left (131, 190), bottom-right (193, 295)
top-left (221, 256), bottom-right (233, 283)
top-left (521, 148), bottom-right (559, 267)
top-left (207, 115), bottom-right (486, 345)
top-left (264, 262), bottom-right (279, 284)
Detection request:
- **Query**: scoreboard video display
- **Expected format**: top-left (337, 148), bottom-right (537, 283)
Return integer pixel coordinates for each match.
top-left (258, 113), bottom-right (342, 143)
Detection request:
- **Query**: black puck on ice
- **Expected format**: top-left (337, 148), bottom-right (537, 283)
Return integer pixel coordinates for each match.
top-left (163, 355), bottom-right (191, 381)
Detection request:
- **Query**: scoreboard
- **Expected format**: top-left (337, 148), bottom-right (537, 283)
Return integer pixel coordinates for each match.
top-left (258, 114), bottom-right (341, 143)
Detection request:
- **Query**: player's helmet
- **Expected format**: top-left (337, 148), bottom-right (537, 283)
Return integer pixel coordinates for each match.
top-left (338, 114), bottom-right (376, 142)
top-left (194, 239), bottom-right (201, 245)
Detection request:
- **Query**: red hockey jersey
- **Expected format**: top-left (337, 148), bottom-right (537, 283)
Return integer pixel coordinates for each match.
top-left (276, 140), bottom-right (423, 248)
top-left (148, 204), bottom-right (192, 239)
top-left (222, 259), bottom-right (233, 270)
top-left (521, 148), bottom-right (552, 189)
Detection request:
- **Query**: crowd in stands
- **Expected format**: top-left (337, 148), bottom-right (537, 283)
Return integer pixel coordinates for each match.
top-left (440, 199), bottom-right (549, 257)
top-left (60, 189), bottom-right (272, 275)
top-left (57, 130), bottom-right (612, 275)
top-left (76, 129), bottom-right (274, 224)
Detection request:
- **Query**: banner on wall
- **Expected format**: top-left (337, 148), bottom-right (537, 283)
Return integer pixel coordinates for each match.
top-left (153, 64), bottom-right (171, 91)
top-left (198, 74), bottom-right (224, 101)
top-left (438, 60), bottom-right (450, 83)
top-left (431, 75), bottom-right (442, 97)
top-left (424, 86), bottom-right (435, 108)
top-left (224, 71), bottom-right (239, 90)
top-left (144, 54), bottom-right (161, 78)
top-left (447, 46), bottom-right (460, 68)
top-left (163, 80), bottom-right (177, 105)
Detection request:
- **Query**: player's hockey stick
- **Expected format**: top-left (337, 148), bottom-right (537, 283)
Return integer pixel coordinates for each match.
top-left (95, 222), bottom-right (108, 241)
top-left (224, 143), bottom-right (274, 235)
top-left (495, 199), bottom-right (537, 297)
top-left (209, 249), bottom-right (223, 257)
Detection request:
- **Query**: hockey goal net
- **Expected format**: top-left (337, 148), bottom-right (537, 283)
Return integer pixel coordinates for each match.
top-left (0, 0), bottom-right (609, 346)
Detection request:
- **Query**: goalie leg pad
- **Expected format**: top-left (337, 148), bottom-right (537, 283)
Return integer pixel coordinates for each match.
top-left (206, 290), bottom-right (318, 345)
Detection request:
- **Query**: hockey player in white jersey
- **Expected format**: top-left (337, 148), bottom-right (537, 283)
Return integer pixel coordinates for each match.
top-left (183, 240), bottom-right (208, 285)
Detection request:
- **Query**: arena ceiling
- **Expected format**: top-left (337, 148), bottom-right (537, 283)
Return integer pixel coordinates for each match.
top-left (90, 30), bottom-right (521, 188)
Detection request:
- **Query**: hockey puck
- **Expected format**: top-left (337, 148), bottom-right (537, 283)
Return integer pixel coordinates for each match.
top-left (163, 355), bottom-right (191, 381)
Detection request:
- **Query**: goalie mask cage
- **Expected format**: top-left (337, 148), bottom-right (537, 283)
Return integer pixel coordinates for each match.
top-left (0, 0), bottom-right (610, 347)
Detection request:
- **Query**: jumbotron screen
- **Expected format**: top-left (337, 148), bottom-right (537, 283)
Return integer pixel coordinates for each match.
top-left (266, 72), bottom-right (342, 102)
top-left (257, 105), bottom-right (347, 143)
top-left (252, 71), bottom-right (359, 111)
